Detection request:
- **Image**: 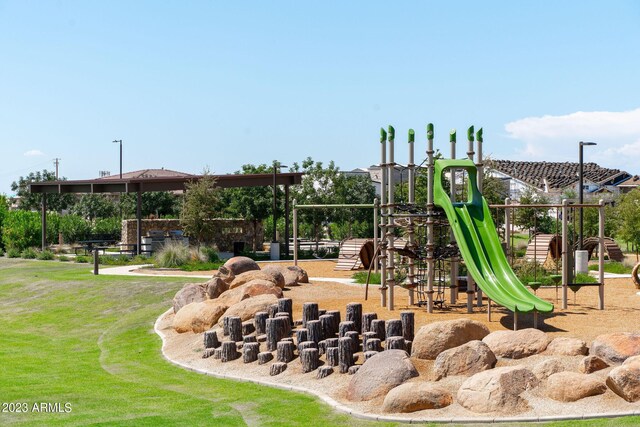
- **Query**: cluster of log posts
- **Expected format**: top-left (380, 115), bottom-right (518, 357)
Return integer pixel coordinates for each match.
top-left (200, 301), bottom-right (416, 379)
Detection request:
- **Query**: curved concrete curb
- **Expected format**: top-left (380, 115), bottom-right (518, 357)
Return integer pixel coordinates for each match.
top-left (154, 309), bottom-right (639, 424)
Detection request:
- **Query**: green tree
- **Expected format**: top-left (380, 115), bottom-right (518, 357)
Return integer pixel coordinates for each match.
top-left (0, 195), bottom-right (8, 249)
top-left (332, 174), bottom-right (376, 238)
top-left (616, 189), bottom-right (640, 258)
top-left (11, 169), bottom-right (76, 212)
top-left (515, 188), bottom-right (552, 235)
top-left (290, 158), bottom-right (341, 244)
top-left (71, 194), bottom-right (117, 220)
top-left (227, 163), bottom-right (273, 251)
top-left (180, 172), bottom-right (221, 247)
top-left (119, 191), bottom-right (182, 218)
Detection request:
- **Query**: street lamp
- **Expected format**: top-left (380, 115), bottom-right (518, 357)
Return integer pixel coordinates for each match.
top-left (272, 161), bottom-right (288, 243)
top-left (112, 139), bottom-right (123, 179)
top-left (578, 141), bottom-right (597, 250)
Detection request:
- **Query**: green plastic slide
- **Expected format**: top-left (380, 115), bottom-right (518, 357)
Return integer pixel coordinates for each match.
top-left (433, 159), bottom-right (553, 313)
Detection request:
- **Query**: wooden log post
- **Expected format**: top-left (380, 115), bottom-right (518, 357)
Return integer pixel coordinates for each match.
top-left (405, 340), bottom-right (412, 354)
top-left (298, 340), bottom-right (318, 353)
top-left (258, 351), bottom-right (273, 365)
top-left (400, 311), bottom-right (415, 341)
top-left (326, 346), bottom-right (339, 366)
top-left (295, 328), bottom-right (309, 345)
top-left (278, 298), bottom-right (293, 326)
top-left (338, 337), bottom-right (354, 374)
top-left (318, 340), bottom-right (327, 356)
top-left (316, 366), bottom-right (333, 379)
top-left (275, 312), bottom-right (291, 336)
top-left (345, 330), bottom-right (360, 353)
top-left (268, 304), bottom-right (279, 318)
top-left (362, 312), bottom-right (378, 334)
top-left (277, 340), bottom-right (295, 363)
top-left (339, 321), bottom-right (356, 338)
top-left (318, 309), bottom-right (327, 316)
top-left (324, 337), bottom-right (339, 349)
top-left (227, 316), bottom-right (243, 342)
top-left (371, 319), bottom-right (386, 341)
top-left (302, 302), bottom-right (319, 327)
top-left (223, 316), bottom-right (231, 336)
top-left (266, 317), bottom-right (289, 351)
top-left (307, 319), bottom-right (323, 344)
top-left (242, 321), bottom-right (255, 336)
top-left (386, 336), bottom-right (406, 351)
top-left (362, 331), bottom-right (377, 351)
top-left (319, 314), bottom-right (337, 338)
top-left (300, 348), bottom-right (320, 373)
top-left (348, 365), bottom-right (360, 375)
top-left (346, 302), bottom-right (363, 333)
top-left (243, 342), bottom-right (260, 363)
top-left (270, 362), bottom-right (287, 376)
top-left (364, 350), bottom-right (378, 360)
top-left (365, 338), bottom-right (382, 352)
top-left (254, 311), bottom-right (269, 335)
top-left (220, 341), bottom-right (240, 362)
top-left (385, 319), bottom-right (403, 339)
top-left (202, 348), bottom-right (216, 359)
top-left (326, 310), bottom-right (341, 331)
top-left (243, 335), bottom-right (257, 344)
top-left (213, 348), bottom-right (222, 359)
top-left (204, 330), bottom-right (221, 349)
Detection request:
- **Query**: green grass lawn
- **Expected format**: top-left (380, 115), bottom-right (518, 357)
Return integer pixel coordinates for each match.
top-left (0, 259), bottom-right (637, 426)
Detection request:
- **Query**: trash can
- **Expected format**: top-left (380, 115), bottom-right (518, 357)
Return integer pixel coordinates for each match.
top-left (233, 241), bottom-right (245, 256)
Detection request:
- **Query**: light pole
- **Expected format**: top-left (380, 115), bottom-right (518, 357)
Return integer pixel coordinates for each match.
top-left (112, 139), bottom-right (123, 179)
top-left (578, 141), bottom-right (597, 250)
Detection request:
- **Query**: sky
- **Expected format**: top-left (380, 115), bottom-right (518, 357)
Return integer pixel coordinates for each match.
top-left (1, 1), bottom-right (640, 195)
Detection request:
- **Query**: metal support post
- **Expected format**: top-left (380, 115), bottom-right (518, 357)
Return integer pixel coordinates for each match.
top-left (598, 199), bottom-right (605, 310)
top-left (379, 128), bottom-right (388, 308)
top-left (293, 200), bottom-right (298, 266)
top-left (387, 125), bottom-right (396, 311)
top-left (561, 199), bottom-right (569, 309)
top-left (467, 126), bottom-right (478, 305)
top-left (373, 198), bottom-right (379, 274)
top-left (426, 123), bottom-right (435, 313)
top-left (449, 130), bottom-right (458, 304)
top-left (41, 194), bottom-right (47, 251)
top-left (407, 129), bottom-right (415, 306)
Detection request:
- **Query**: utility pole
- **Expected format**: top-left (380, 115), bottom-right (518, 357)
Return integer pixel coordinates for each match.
top-left (53, 158), bottom-right (61, 179)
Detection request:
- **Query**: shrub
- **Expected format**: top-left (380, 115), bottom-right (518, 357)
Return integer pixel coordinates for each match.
top-left (36, 250), bottom-right (55, 260)
top-left (3, 211), bottom-right (41, 251)
top-left (58, 255), bottom-right (71, 262)
top-left (93, 217), bottom-right (121, 241)
top-left (352, 271), bottom-right (381, 284)
top-left (588, 262), bottom-right (632, 274)
top-left (75, 255), bottom-right (89, 263)
top-left (155, 242), bottom-right (190, 268)
top-left (199, 245), bottom-right (220, 263)
top-left (6, 247), bottom-right (21, 258)
top-left (21, 247), bottom-right (38, 259)
top-left (59, 215), bottom-right (91, 243)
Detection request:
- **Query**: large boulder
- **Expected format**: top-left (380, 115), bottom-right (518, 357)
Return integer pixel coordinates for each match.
top-left (482, 328), bottom-right (550, 359)
top-left (173, 300), bottom-right (228, 333)
top-left (532, 358), bottom-right (565, 380)
top-left (433, 340), bottom-right (496, 380)
top-left (546, 337), bottom-right (588, 356)
top-left (347, 350), bottom-right (419, 401)
top-left (228, 269), bottom-right (285, 290)
top-left (205, 276), bottom-right (228, 299)
top-left (579, 355), bottom-right (609, 374)
top-left (457, 366), bottom-right (539, 414)
top-left (217, 294), bottom-right (279, 326)
top-left (590, 332), bottom-right (640, 365)
top-left (411, 319), bottom-right (490, 360)
top-left (222, 256), bottom-right (260, 276)
top-left (382, 382), bottom-right (452, 413)
top-left (545, 372), bottom-right (607, 402)
top-left (606, 355), bottom-right (640, 402)
top-left (262, 264), bottom-right (308, 287)
top-left (215, 265), bottom-right (235, 285)
top-left (217, 279), bottom-right (283, 306)
top-left (172, 283), bottom-right (208, 313)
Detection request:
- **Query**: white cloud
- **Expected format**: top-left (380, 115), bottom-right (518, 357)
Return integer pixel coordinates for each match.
top-left (24, 149), bottom-right (44, 157)
top-left (503, 108), bottom-right (640, 173)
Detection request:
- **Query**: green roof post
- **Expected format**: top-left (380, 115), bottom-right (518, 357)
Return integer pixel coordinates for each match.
top-left (380, 128), bottom-right (387, 142)
top-left (450, 129), bottom-right (456, 143)
top-left (427, 123), bottom-right (434, 140)
top-left (388, 125), bottom-right (395, 141)
top-left (476, 127), bottom-right (483, 143)
top-left (408, 128), bottom-right (415, 143)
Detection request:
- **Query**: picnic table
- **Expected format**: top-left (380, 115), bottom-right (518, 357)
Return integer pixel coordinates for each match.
top-left (74, 238), bottom-right (118, 255)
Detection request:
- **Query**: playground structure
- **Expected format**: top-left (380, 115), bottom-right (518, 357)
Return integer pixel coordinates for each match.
top-left (375, 124), bottom-right (607, 329)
